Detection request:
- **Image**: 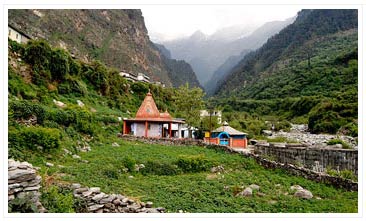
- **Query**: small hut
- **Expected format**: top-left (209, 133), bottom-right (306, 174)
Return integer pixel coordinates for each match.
top-left (122, 91), bottom-right (184, 138)
top-left (204, 121), bottom-right (247, 148)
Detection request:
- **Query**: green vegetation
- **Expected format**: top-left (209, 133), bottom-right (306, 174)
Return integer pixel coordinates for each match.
top-left (212, 10), bottom-right (357, 136)
top-left (24, 140), bottom-right (357, 213)
top-left (7, 33), bottom-right (358, 213)
top-left (327, 139), bottom-right (352, 149)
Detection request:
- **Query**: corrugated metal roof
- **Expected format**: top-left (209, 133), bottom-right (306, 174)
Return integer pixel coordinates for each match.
top-left (212, 125), bottom-right (247, 135)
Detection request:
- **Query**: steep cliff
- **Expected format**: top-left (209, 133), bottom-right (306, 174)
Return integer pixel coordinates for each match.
top-left (8, 9), bottom-right (178, 86)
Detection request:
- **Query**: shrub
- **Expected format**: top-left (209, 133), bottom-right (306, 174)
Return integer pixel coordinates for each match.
top-left (9, 100), bottom-right (46, 124)
top-left (24, 40), bottom-right (52, 71)
top-left (8, 192), bottom-right (38, 213)
top-left (327, 139), bottom-right (351, 149)
top-left (122, 156), bottom-right (136, 172)
top-left (49, 48), bottom-right (70, 81)
top-left (176, 155), bottom-right (211, 173)
top-left (140, 161), bottom-right (180, 176)
top-left (8, 126), bottom-right (61, 153)
top-left (9, 39), bottom-right (25, 55)
top-left (41, 185), bottom-right (74, 213)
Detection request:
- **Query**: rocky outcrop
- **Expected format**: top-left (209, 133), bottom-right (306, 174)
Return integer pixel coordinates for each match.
top-left (71, 183), bottom-right (165, 213)
top-left (8, 159), bottom-right (46, 212)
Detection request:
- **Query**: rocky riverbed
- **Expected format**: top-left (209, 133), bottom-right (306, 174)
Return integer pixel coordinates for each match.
top-left (268, 124), bottom-right (357, 149)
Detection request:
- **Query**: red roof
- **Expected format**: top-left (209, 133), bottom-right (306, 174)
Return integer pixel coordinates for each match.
top-left (127, 92), bottom-right (182, 123)
top-left (135, 92), bottom-right (160, 118)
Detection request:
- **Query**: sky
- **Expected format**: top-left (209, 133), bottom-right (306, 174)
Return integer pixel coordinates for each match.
top-left (142, 5), bottom-right (304, 41)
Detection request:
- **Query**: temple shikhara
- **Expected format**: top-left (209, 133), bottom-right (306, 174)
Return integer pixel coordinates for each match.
top-left (122, 92), bottom-right (184, 138)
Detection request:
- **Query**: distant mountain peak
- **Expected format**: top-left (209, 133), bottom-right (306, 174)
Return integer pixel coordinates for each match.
top-left (190, 30), bottom-right (207, 41)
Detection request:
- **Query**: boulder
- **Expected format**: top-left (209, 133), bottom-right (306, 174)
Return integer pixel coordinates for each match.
top-left (77, 100), bottom-right (85, 107)
top-left (146, 201), bottom-right (153, 208)
top-left (294, 189), bottom-right (313, 199)
top-left (88, 204), bottom-right (104, 212)
top-left (290, 185), bottom-right (303, 191)
top-left (112, 142), bottom-right (120, 147)
top-left (249, 184), bottom-right (260, 190)
top-left (236, 187), bottom-right (252, 197)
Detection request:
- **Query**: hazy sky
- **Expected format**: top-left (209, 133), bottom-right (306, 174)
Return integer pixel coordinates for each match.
top-left (142, 5), bottom-right (303, 41)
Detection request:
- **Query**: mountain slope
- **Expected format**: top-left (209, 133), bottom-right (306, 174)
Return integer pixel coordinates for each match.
top-left (215, 9), bottom-right (358, 98)
top-left (154, 44), bottom-right (202, 88)
top-left (8, 9), bottom-right (196, 87)
top-left (162, 17), bottom-right (294, 86)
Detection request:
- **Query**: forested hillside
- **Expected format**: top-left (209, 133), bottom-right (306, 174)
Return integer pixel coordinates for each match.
top-left (213, 9), bottom-right (358, 135)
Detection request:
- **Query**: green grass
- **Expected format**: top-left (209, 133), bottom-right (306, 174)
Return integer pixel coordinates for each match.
top-left (30, 138), bottom-right (357, 213)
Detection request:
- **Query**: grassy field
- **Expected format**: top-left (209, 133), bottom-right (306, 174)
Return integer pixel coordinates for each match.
top-left (32, 138), bottom-right (357, 213)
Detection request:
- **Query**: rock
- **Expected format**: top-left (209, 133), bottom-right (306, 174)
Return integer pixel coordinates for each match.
top-left (77, 100), bottom-right (85, 107)
top-left (45, 162), bottom-right (54, 167)
top-left (100, 195), bottom-right (116, 204)
top-left (257, 192), bottom-right (266, 197)
top-left (146, 201), bottom-right (153, 208)
top-left (90, 187), bottom-right (101, 194)
top-left (249, 184), bottom-right (260, 190)
top-left (82, 190), bottom-right (94, 197)
top-left (8, 194), bottom-right (15, 201)
top-left (57, 165), bottom-right (65, 168)
top-left (53, 99), bottom-right (66, 108)
top-left (8, 169), bottom-right (36, 181)
top-left (268, 200), bottom-right (277, 204)
top-left (178, 210), bottom-right (183, 213)
top-left (74, 187), bottom-right (89, 194)
top-left (18, 162), bottom-right (32, 169)
top-left (210, 165), bottom-right (225, 173)
top-left (72, 155), bottom-right (81, 159)
top-left (24, 185), bottom-right (41, 191)
top-left (63, 148), bottom-right (71, 155)
top-left (92, 193), bottom-right (106, 202)
top-left (112, 199), bottom-right (121, 206)
top-left (290, 185), bottom-right (303, 191)
top-left (294, 189), bottom-right (313, 199)
top-left (112, 142), bottom-right (120, 147)
top-left (128, 176), bottom-right (134, 179)
top-left (335, 144), bottom-right (343, 148)
top-left (140, 202), bottom-right (145, 207)
top-left (156, 207), bottom-right (166, 213)
top-left (88, 204), bottom-right (104, 212)
top-left (82, 160), bottom-right (89, 163)
top-left (236, 187), bottom-right (252, 197)
top-left (71, 183), bottom-right (81, 190)
top-left (262, 130), bottom-right (273, 136)
top-left (90, 107), bottom-right (97, 113)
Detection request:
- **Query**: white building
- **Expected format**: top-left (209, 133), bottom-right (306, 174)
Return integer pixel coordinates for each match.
top-left (200, 110), bottom-right (222, 124)
top-left (8, 25), bottom-right (31, 44)
top-left (137, 73), bottom-right (150, 83)
top-left (119, 71), bottom-right (137, 82)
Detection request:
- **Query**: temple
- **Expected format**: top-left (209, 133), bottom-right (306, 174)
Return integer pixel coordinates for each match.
top-left (204, 121), bottom-right (248, 148)
top-left (122, 92), bottom-right (184, 138)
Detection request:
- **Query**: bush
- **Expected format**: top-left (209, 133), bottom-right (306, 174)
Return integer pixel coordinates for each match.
top-left (8, 192), bottom-right (38, 213)
top-left (9, 100), bottom-right (47, 124)
top-left (327, 139), bottom-right (351, 149)
top-left (9, 38), bottom-right (25, 55)
top-left (176, 155), bottom-right (211, 173)
top-left (140, 161), bottom-right (180, 176)
top-left (8, 126), bottom-right (61, 153)
top-left (49, 48), bottom-right (70, 81)
top-left (24, 40), bottom-right (52, 71)
top-left (122, 156), bottom-right (136, 172)
top-left (41, 185), bottom-right (74, 213)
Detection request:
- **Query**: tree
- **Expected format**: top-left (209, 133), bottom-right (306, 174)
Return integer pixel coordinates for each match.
top-left (174, 83), bottom-right (205, 138)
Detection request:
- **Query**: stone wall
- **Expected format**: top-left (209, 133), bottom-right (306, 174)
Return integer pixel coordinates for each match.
top-left (119, 134), bottom-right (206, 146)
top-left (8, 159), bottom-right (46, 212)
top-left (205, 144), bottom-right (358, 191)
top-left (253, 143), bottom-right (358, 175)
top-left (70, 183), bottom-right (164, 213)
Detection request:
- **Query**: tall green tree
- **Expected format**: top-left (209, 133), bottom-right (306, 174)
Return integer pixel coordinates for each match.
top-left (174, 83), bottom-right (205, 137)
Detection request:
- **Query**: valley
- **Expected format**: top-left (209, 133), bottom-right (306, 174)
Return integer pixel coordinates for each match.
top-left (7, 8), bottom-right (358, 214)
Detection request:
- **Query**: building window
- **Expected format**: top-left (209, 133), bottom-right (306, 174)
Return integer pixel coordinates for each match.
top-left (8, 29), bottom-right (11, 36)
top-left (16, 34), bottom-right (18, 39)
